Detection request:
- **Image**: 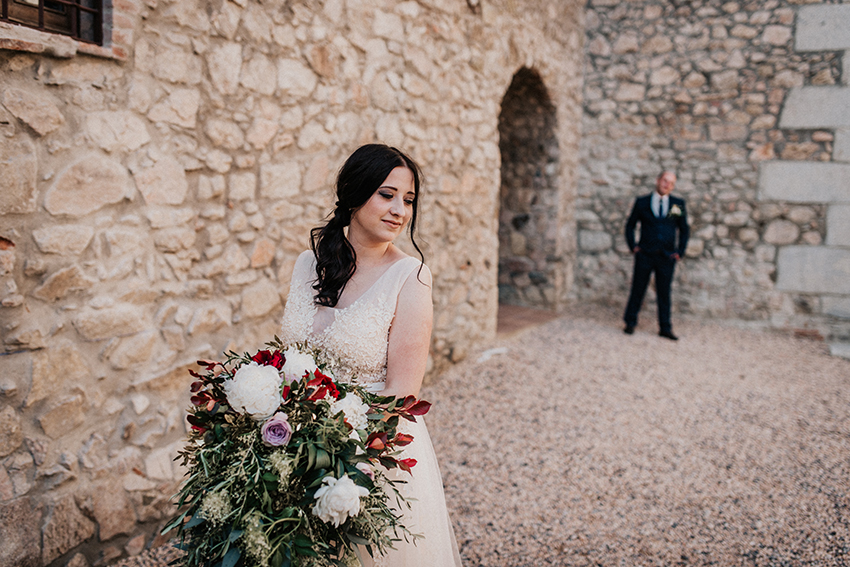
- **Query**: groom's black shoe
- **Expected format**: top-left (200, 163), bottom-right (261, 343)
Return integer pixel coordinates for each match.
top-left (659, 330), bottom-right (678, 341)
top-left (624, 325), bottom-right (635, 335)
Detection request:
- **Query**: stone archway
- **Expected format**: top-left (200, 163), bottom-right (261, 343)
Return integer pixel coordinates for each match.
top-left (497, 67), bottom-right (560, 309)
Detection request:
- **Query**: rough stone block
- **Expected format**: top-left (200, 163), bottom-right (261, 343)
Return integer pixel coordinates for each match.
top-left (146, 206), bottom-right (196, 228)
top-left (31, 265), bottom-right (96, 302)
top-left (796, 4), bottom-right (850, 51)
top-left (38, 394), bottom-right (86, 439)
top-left (86, 111), bottom-right (151, 153)
top-left (240, 53), bottom-right (277, 96)
top-left (780, 87), bottom-right (850, 129)
top-left (758, 162), bottom-right (850, 203)
top-left (776, 246), bottom-right (850, 294)
top-left (250, 238), bottom-right (275, 268)
top-left (187, 303), bottom-right (232, 335)
top-left (0, 406), bottom-right (23, 457)
top-left (827, 205), bottom-right (850, 246)
top-left (578, 230), bottom-right (612, 252)
top-left (108, 330), bottom-right (158, 369)
top-left (146, 88), bottom-right (200, 128)
top-left (41, 494), bottom-right (95, 563)
top-left (763, 219), bottom-right (800, 245)
top-left (0, 497), bottom-right (43, 567)
top-left (73, 304), bottom-right (149, 340)
top-left (229, 171), bottom-right (257, 201)
top-left (144, 442), bottom-right (180, 481)
top-left (206, 43), bottom-right (242, 95)
top-left (134, 156), bottom-right (189, 205)
top-left (44, 157), bottom-right (130, 217)
top-left (0, 135), bottom-right (38, 214)
top-left (154, 227), bottom-right (196, 252)
top-left (3, 87), bottom-right (64, 136)
top-left (277, 59), bottom-right (318, 99)
top-left (28, 340), bottom-right (90, 407)
top-left (261, 162), bottom-right (302, 199)
top-left (32, 225), bottom-right (94, 255)
top-left (241, 277), bottom-right (282, 318)
top-left (91, 478), bottom-right (136, 541)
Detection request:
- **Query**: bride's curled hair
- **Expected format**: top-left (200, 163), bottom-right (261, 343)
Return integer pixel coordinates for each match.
top-left (310, 144), bottom-right (424, 307)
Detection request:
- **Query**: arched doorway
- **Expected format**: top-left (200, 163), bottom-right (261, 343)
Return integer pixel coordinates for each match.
top-left (497, 67), bottom-right (560, 310)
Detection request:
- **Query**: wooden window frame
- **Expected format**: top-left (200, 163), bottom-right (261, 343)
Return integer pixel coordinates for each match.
top-left (1, 0), bottom-right (102, 45)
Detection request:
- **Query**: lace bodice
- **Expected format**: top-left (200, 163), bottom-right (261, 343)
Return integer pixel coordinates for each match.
top-left (279, 250), bottom-right (423, 388)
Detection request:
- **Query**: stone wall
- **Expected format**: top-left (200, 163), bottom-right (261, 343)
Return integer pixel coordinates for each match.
top-left (0, 1), bottom-right (584, 565)
top-left (578, 0), bottom-right (849, 341)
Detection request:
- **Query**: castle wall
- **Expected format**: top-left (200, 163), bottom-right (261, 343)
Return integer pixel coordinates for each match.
top-left (577, 0), bottom-right (850, 341)
top-left (0, 1), bottom-right (584, 564)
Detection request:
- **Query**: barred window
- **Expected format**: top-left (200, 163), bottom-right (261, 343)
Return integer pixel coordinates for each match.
top-left (1, 0), bottom-right (103, 45)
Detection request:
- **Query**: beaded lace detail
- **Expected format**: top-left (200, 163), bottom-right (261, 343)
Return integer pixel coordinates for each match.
top-left (279, 250), bottom-right (422, 388)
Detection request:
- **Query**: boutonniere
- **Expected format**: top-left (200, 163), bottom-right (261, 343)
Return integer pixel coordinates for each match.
top-left (668, 204), bottom-right (682, 217)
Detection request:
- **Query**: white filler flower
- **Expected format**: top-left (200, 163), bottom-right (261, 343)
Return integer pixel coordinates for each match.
top-left (328, 394), bottom-right (370, 430)
top-left (281, 348), bottom-right (318, 382)
top-left (223, 362), bottom-right (282, 420)
top-left (312, 474), bottom-right (369, 527)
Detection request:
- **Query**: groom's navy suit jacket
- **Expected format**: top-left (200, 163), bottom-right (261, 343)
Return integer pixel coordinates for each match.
top-left (625, 194), bottom-right (689, 257)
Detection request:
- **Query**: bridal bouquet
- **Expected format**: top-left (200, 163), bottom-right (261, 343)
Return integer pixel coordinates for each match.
top-left (163, 339), bottom-right (431, 567)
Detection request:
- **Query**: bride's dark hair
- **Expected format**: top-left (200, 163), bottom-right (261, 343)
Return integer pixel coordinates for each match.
top-left (310, 144), bottom-right (424, 307)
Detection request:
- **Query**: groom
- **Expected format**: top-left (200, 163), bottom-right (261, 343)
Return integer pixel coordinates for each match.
top-left (623, 171), bottom-right (689, 340)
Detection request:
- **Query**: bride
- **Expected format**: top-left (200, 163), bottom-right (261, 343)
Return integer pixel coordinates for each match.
top-left (279, 144), bottom-right (463, 566)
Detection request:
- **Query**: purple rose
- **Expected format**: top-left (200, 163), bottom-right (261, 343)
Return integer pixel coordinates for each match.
top-left (261, 412), bottom-right (293, 446)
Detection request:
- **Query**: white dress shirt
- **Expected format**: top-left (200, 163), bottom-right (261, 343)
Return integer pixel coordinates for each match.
top-left (651, 192), bottom-right (669, 218)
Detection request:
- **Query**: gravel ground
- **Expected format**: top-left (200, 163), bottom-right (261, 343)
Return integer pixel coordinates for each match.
top-left (115, 305), bottom-right (850, 567)
top-left (428, 305), bottom-right (850, 566)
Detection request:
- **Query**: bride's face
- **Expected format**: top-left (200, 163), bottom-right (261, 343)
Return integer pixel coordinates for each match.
top-left (349, 166), bottom-right (415, 245)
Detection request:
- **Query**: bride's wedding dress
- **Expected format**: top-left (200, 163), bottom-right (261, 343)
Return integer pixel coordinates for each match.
top-left (280, 250), bottom-right (463, 567)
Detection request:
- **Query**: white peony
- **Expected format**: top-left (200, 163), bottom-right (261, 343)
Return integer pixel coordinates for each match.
top-left (222, 362), bottom-right (282, 420)
top-left (312, 474), bottom-right (369, 527)
top-left (328, 394), bottom-right (370, 430)
top-left (281, 348), bottom-right (318, 382)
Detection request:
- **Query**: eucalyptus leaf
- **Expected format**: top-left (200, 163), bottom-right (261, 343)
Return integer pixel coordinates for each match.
top-left (185, 514), bottom-right (206, 529)
top-left (315, 448), bottom-right (332, 470)
top-left (222, 547), bottom-right (241, 567)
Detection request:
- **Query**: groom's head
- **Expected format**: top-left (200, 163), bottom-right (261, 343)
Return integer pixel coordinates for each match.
top-left (656, 171), bottom-right (676, 197)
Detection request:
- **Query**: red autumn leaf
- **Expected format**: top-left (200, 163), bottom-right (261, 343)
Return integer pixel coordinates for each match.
top-left (366, 432), bottom-right (388, 451)
top-left (187, 414), bottom-right (207, 427)
top-left (393, 433), bottom-right (414, 446)
top-left (188, 369), bottom-right (202, 378)
top-left (190, 381), bottom-right (204, 393)
top-left (407, 400), bottom-right (432, 416)
top-left (397, 458), bottom-right (417, 473)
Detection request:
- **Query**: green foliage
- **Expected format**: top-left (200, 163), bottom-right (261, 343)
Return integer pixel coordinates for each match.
top-left (163, 340), bottom-right (428, 567)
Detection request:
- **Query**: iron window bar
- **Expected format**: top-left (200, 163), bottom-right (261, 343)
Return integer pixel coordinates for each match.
top-left (1, 0), bottom-right (103, 45)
